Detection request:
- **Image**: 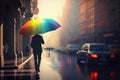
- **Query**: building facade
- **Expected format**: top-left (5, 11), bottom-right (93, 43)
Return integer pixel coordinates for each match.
top-left (79, 0), bottom-right (95, 45)
top-left (80, 0), bottom-right (120, 45)
top-left (0, 0), bottom-right (38, 67)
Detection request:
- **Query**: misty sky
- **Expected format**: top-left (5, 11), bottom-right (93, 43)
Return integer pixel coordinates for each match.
top-left (37, 0), bottom-right (81, 48)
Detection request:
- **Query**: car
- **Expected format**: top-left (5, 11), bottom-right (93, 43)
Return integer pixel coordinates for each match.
top-left (66, 44), bottom-right (80, 54)
top-left (109, 44), bottom-right (120, 53)
top-left (76, 43), bottom-right (115, 65)
top-left (109, 44), bottom-right (120, 62)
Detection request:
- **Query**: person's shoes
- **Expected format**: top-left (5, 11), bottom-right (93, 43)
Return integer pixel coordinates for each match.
top-left (35, 74), bottom-right (40, 80)
top-left (37, 67), bottom-right (40, 72)
top-left (38, 69), bottom-right (40, 72)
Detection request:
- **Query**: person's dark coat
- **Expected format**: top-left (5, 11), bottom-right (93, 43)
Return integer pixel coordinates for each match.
top-left (31, 35), bottom-right (44, 53)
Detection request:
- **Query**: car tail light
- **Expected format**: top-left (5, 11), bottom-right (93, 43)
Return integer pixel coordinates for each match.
top-left (90, 72), bottom-right (98, 80)
top-left (90, 54), bottom-right (98, 58)
top-left (110, 54), bottom-right (115, 58)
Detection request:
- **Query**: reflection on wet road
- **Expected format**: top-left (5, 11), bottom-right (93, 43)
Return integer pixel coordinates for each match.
top-left (46, 51), bottom-right (80, 80)
top-left (0, 50), bottom-right (120, 80)
top-left (42, 50), bottom-right (120, 80)
top-left (39, 51), bottom-right (62, 80)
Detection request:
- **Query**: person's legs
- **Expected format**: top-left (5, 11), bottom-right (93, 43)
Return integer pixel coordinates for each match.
top-left (38, 53), bottom-right (42, 72)
top-left (33, 53), bottom-right (38, 73)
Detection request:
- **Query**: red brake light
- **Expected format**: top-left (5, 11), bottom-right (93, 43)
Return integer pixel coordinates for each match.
top-left (110, 54), bottom-right (115, 58)
top-left (91, 54), bottom-right (98, 58)
top-left (90, 72), bottom-right (98, 80)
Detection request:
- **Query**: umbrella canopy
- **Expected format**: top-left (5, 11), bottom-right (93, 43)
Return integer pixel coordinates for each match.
top-left (20, 18), bottom-right (61, 35)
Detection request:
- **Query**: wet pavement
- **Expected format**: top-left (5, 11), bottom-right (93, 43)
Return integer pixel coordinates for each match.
top-left (0, 50), bottom-right (120, 80)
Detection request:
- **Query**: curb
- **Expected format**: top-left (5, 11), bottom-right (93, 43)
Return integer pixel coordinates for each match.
top-left (18, 54), bottom-right (33, 69)
top-left (0, 55), bottom-right (33, 70)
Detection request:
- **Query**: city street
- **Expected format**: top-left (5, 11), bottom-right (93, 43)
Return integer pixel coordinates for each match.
top-left (0, 0), bottom-right (120, 80)
top-left (0, 50), bottom-right (120, 80)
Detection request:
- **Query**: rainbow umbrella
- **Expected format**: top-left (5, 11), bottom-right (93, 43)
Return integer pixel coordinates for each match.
top-left (20, 18), bottom-right (61, 35)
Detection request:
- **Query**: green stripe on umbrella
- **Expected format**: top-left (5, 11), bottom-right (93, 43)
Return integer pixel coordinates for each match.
top-left (20, 18), bottom-right (61, 35)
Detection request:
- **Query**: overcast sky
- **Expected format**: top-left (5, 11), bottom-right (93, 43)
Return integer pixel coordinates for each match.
top-left (37, 0), bottom-right (81, 48)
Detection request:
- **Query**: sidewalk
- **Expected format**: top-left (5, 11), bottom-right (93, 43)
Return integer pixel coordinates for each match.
top-left (0, 54), bottom-right (33, 70)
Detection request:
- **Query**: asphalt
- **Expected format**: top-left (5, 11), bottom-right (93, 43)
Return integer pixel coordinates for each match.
top-left (0, 54), bottom-right (33, 70)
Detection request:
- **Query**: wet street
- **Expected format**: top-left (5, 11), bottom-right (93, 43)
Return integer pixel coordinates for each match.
top-left (0, 50), bottom-right (120, 80)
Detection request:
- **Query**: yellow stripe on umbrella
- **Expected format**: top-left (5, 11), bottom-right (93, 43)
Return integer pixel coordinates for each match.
top-left (20, 18), bottom-right (60, 35)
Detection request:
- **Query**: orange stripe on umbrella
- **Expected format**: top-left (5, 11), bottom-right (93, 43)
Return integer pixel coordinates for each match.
top-left (20, 18), bottom-right (61, 35)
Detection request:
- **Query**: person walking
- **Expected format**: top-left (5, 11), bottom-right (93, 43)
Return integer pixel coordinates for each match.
top-left (31, 34), bottom-right (44, 74)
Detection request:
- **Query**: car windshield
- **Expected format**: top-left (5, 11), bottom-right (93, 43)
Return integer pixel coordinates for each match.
top-left (90, 45), bottom-right (110, 51)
